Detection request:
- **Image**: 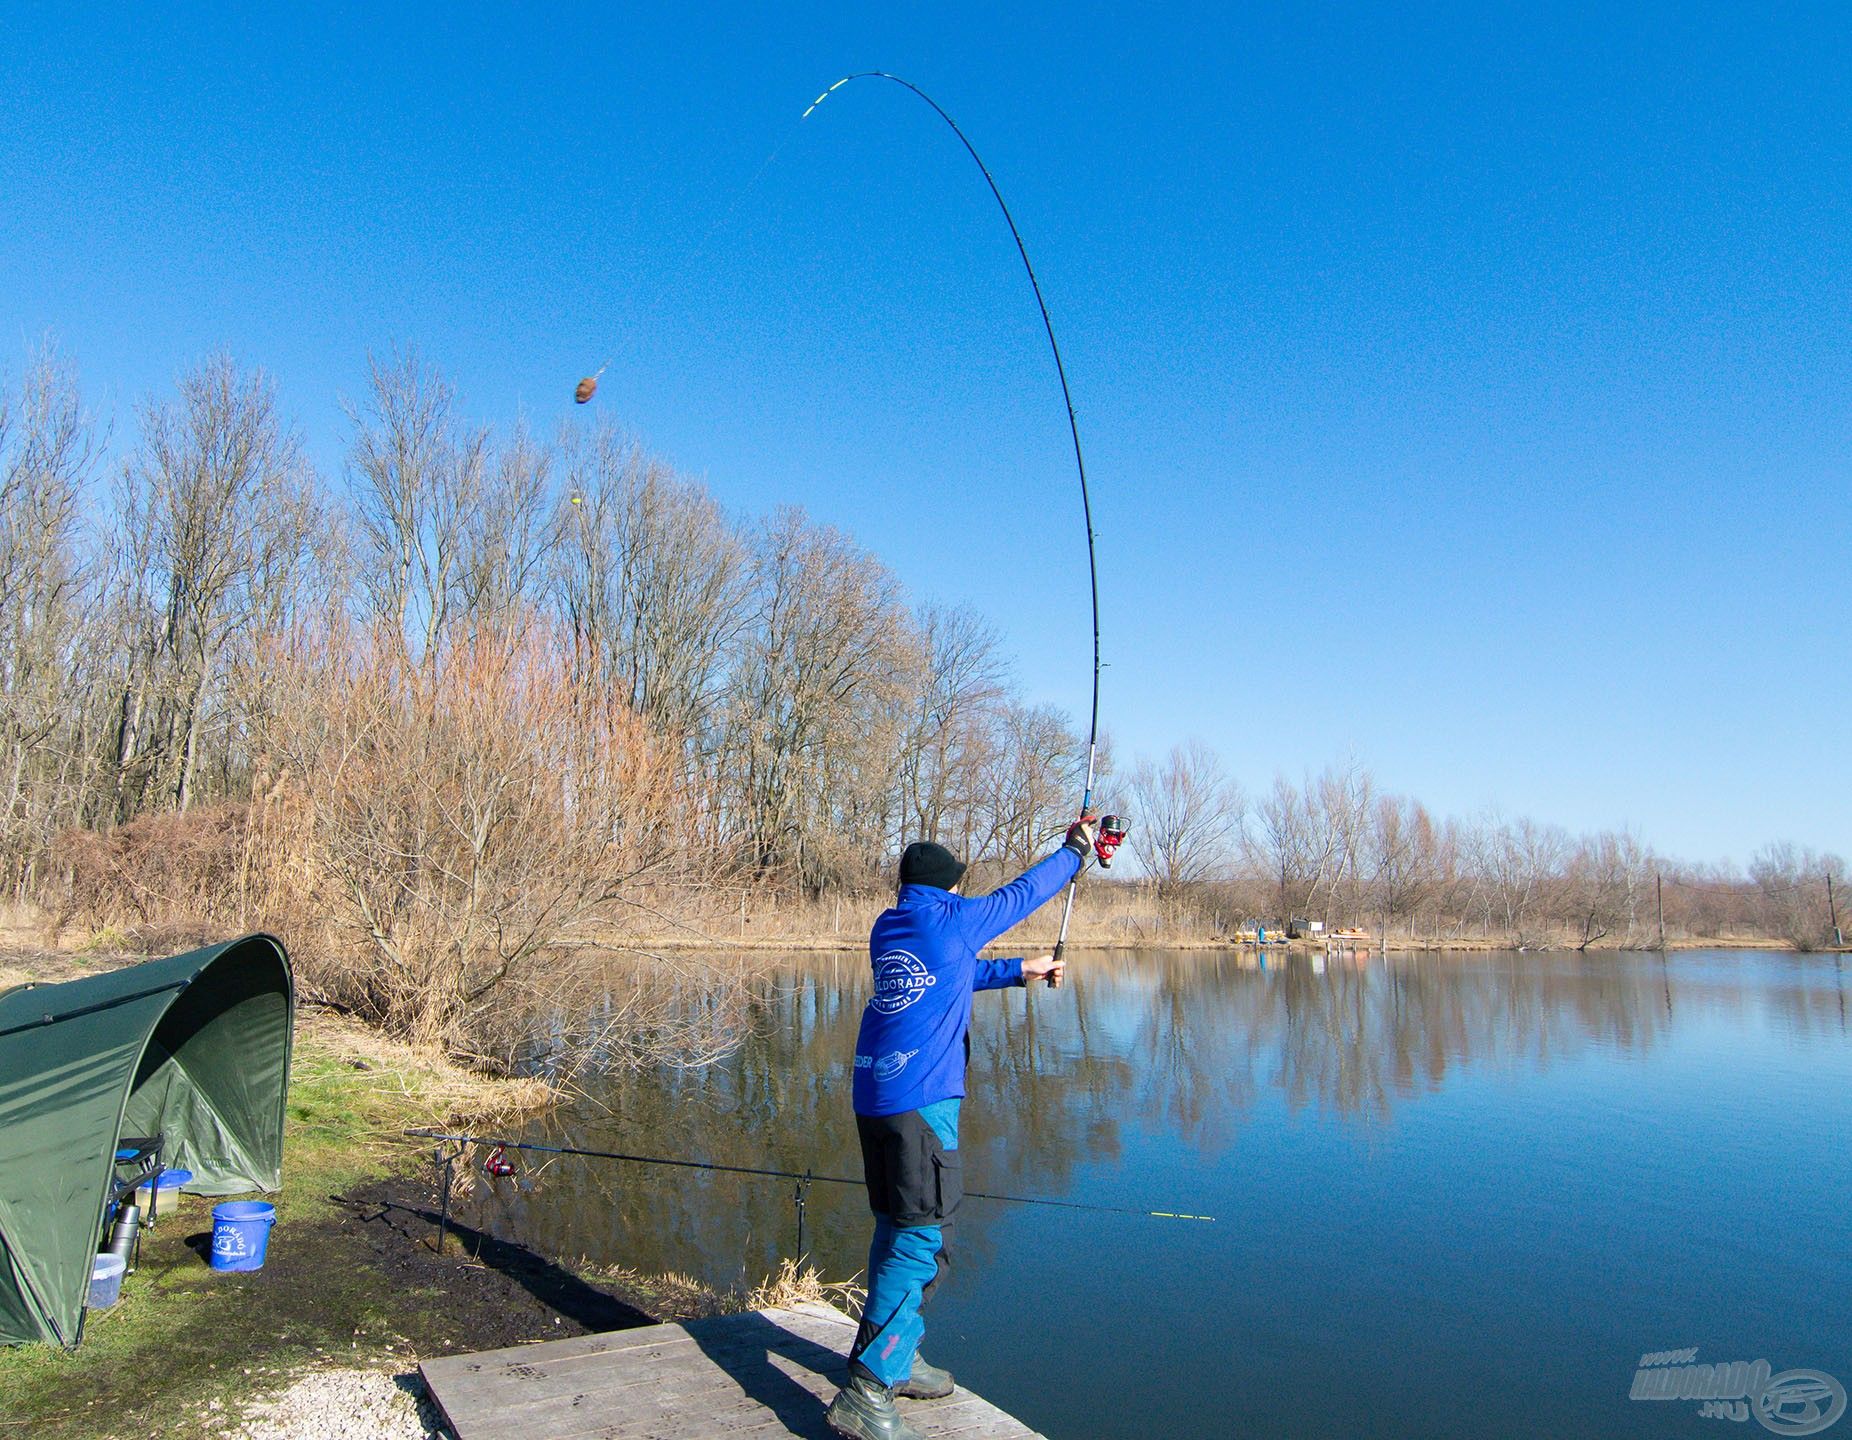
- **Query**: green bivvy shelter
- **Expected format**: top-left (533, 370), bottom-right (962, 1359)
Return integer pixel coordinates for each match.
top-left (0, 933), bottom-right (293, 1346)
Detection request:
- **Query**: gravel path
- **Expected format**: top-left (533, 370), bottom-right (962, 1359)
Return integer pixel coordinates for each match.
top-left (224, 1367), bottom-right (448, 1440)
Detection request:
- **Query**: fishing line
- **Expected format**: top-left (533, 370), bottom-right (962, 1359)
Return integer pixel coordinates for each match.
top-left (575, 124), bottom-right (805, 405)
top-left (404, 1129), bottom-right (1212, 1221)
top-left (800, 73), bottom-right (1105, 966)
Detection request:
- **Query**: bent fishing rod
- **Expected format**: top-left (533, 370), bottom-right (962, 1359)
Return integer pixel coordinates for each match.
top-left (800, 74), bottom-right (1118, 970)
top-left (404, 1128), bottom-right (1213, 1222)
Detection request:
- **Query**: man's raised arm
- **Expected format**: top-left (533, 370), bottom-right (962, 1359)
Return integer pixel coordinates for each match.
top-left (955, 819), bottom-right (1097, 949)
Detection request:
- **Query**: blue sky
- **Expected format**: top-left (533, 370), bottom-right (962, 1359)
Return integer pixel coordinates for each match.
top-left (3, 4), bottom-right (1846, 862)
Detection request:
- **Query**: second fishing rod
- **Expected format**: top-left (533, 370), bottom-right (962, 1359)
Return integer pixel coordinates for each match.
top-left (407, 1128), bottom-right (1215, 1223)
top-left (410, 1127), bottom-right (1210, 1267)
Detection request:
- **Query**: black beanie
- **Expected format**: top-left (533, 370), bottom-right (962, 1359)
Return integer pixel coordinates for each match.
top-left (899, 841), bottom-right (966, 891)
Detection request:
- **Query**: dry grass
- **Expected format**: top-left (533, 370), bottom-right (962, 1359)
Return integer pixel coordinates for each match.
top-left (572, 1264), bottom-right (727, 1322)
top-left (746, 1258), bottom-right (866, 1317)
top-left (293, 1007), bottom-right (558, 1138)
top-left (610, 875), bottom-right (1206, 952)
top-left (0, 927), bottom-right (145, 992)
top-left (0, 900), bottom-right (55, 953)
top-left (571, 1254), bottom-right (866, 1324)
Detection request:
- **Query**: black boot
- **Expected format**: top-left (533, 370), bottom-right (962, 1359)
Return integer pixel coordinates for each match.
top-left (895, 1353), bottom-right (954, 1400)
top-left (826, 1365), bottom-right (926, 1440)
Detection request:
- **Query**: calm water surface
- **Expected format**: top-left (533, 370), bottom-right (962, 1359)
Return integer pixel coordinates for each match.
top-left (479, 950), bottom-right (1852, 1439)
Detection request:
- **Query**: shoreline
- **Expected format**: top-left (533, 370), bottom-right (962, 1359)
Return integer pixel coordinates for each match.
top-left (592, 932), bottom-right (1831, 955)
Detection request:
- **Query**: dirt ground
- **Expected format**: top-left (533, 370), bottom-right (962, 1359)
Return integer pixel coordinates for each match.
top-left (0, 1159), bottom-right (725, 1440)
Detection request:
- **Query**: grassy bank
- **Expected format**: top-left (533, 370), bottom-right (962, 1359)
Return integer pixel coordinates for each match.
top-left (0, 957), bottom-right (726, 1440)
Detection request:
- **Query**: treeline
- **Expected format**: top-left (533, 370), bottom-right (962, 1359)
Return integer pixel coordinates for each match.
top-left (0, 345), bottom-right (1098, 1046)
top-left (1, 346), bottom-right (1089, 891)
top-left (1127, 744), bottom-right (1848, 951)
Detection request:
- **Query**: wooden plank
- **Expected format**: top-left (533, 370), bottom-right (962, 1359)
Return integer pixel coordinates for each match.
top-left (421, 1321), bottom-right (692, 1379)
top-left (427, 1325), bottom-right (851, 1438)
top-left (423, 1321), bottom-right (843, 1421)
top-left (420, 1306), bottom-right (1045, 1440)
top-left (424, 1305), bottom-right (855, 1399)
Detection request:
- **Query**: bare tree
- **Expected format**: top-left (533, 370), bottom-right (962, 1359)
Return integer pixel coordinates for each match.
top-left (1315, 760), bottom-right (1375, 922)
top-left (1748, 842), bottom-right (1841, 950)
top-left (551, 421), bottom-right (749, 750)
top-left (1244, 773), bottom-right (1335, 920)
top-left (458, 420), bottom-right (553, 638)
top-left (344, 349), bottom-right (489, 662)
top-left (892, 603), bottom-right (1008, 852)
top-left (1367, 794), bottom-right (1438, 939)
top-left (1560, 830), bottom-right (1654, 950)
top-left (1472, 813), bottom-right (1568, 946)
top-left (1128, 739), bottom-right (1244, 896)
top-left (723, 508), bottom-right (912, 892)
top-left (970, 702), bottom-right (1086, 872)
top-left (114, 354), bottom-right (320, 814)
top-left (0, 344), bottom-right (101, 891)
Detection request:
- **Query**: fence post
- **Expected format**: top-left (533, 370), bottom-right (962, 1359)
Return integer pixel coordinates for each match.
top-left (1829, 871), bottom-right (1842, 948)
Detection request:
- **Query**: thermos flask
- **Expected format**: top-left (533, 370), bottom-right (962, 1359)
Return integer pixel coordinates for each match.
top-left (106, 1201), bottom-right (141, 1273)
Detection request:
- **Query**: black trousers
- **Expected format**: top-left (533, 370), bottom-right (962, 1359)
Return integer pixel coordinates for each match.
top-left (855, 1108), bottom-right (963, 1228)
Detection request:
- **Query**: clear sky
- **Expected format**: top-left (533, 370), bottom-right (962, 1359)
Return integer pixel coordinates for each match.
top-left (3, 4), bottom-right (1846, 863)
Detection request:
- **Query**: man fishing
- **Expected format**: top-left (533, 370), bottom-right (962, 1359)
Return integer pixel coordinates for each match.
top-left (826, 817), bottom-right (1103, 1440)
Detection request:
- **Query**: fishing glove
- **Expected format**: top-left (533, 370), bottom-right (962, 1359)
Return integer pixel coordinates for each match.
top-left (1063, 814), bottom-right (1100, 861)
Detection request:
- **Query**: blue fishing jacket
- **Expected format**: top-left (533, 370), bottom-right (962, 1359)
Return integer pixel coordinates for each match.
top-left (852, 847), bottom-right (1082, 1117)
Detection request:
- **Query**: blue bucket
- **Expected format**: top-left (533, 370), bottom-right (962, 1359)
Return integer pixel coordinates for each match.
top-left (209, 1201), bottom-right (276, 1273)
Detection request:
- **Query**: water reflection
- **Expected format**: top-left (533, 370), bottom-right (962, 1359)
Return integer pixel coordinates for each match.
top-left (467, 948), bottom-right (1847, 1295)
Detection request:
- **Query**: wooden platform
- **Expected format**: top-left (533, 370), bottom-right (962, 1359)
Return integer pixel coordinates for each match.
top-left (419, 1302), bottom-right (1047, 1440)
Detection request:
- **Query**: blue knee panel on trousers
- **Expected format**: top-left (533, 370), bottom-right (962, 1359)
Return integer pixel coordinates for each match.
top-left (856, 1217), bottom-right (944, 1387)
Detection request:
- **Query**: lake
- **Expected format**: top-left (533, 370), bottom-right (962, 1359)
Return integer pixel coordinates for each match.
top-left (477, 949), bottom-right (1851, 1439)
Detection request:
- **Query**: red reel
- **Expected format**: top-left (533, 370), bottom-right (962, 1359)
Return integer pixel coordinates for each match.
top-left (1094, 815), bottom-right (1130, 868)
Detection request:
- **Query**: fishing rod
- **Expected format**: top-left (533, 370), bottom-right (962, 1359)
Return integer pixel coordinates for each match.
top-left (404, 1128), bottom-right (1213, 1222)
top-left (799, 73), bottom-right (1118, 972)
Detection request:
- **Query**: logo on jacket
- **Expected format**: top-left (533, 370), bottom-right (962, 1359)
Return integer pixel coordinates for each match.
top-left (872, 1049), bottom-right (919, 1082)
top-left (871, 950), bottom-right (937, 1014)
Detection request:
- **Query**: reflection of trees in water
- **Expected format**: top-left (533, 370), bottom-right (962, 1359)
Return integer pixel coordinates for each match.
top-left (473, 954), bottom-right (879, 1287)
top-left (1279, 951), bottom-right (1680, 1123)
top-left (1041, 951), bottom-right (1670, 1141)
top-left (479, 949), bottom-right (1837, 1290)
top-left (1739, 953), bottom-right (1850, 1040)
